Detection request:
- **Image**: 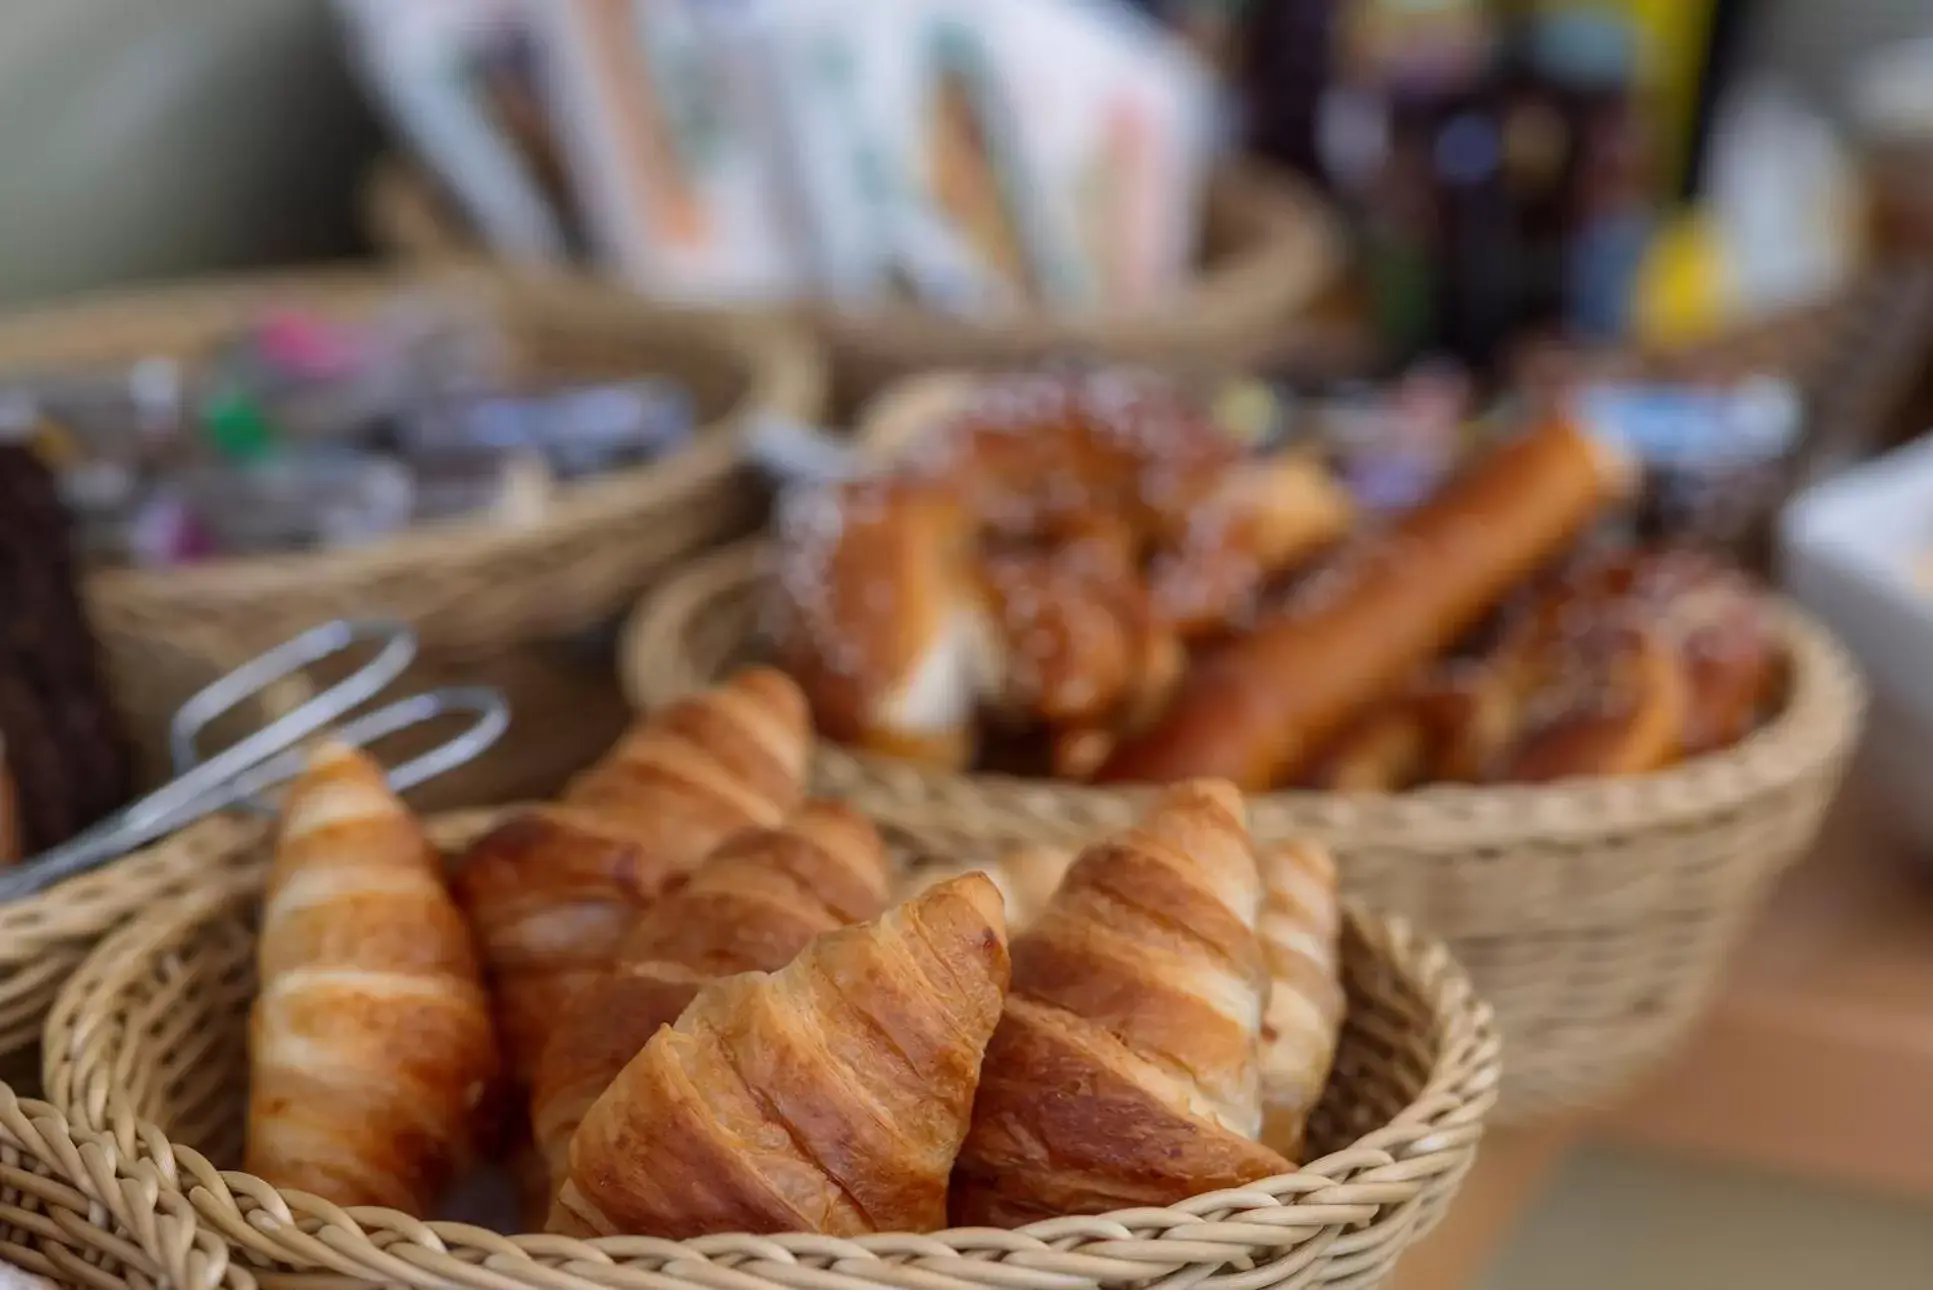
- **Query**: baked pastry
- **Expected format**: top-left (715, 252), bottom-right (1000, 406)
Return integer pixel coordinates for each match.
top-left (1300, 701), bottom-right (1434, 792)
top-left (949, 781), bottom-right (1291, 1225)
top-left (529, 801), bottom-right (895, 1201)
top-left (775, 373), bottom-right (1350, 774)
top-left (775, 479), bottom-right (991, 771)
top-left (1148, 453), bottom-right (1354, 639)
top-left (555, 873), bottom-right (1011, 1239)
top-left (1256, 843), bottom-right (1345, 1159)
top-left (454, 667), bottom-right (810, 1086)
top-left (1498, 622), bottom-right (1688, 781)
top-left (1457, 548), bottom-right (1776, 783)
top-left (246, 743), bottom-right (498, 1213)
top-left (1097, 419), bottom-right (1626, 788)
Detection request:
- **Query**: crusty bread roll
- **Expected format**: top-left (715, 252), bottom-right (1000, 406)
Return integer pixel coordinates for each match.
top-left (1098, 420), bottom-right (1624, 788)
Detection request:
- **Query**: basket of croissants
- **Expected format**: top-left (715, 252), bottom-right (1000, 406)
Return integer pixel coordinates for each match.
top-left (621, 369), bottom-right (1866, 1122)
top-left (40, 667), bottom-right (1498, 1290)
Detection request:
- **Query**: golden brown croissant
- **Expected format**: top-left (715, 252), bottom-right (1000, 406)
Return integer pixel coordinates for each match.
top-left (454, 668), bottom-right (810, 1086)
top-left (950, 781), bottom-right (1290, 1226)
top-left (246, 743), bottom-right (498, 1213)
top-left (1256, 843), bottom-right (1345, 1160)
top-left (555, 873), bottom-right (1011, 1239)
top-left (530, 801), bottom-right (895, 1202)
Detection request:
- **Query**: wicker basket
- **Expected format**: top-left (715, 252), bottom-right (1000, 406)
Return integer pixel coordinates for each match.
top-left (621, 541), bottom-right (1864, 1123)
top-left (40, 811), bottom-right (1499, 1290)
top-left (0, 1080), bottom-right (240, 1290)
top-left (365, 158), bottom-right (1344, 409)
top-left (0, 266), bottom-right (824, 808)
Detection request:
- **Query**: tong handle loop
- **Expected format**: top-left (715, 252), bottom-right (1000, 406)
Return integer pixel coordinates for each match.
top-left (169, 618), bottom-right (416, 778)
top-left (218, 686), bottom-right (511, 814)
top-left (0, 620), bottom-right (509, 903)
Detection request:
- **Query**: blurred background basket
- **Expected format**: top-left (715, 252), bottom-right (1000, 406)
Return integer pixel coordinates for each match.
top-left (365, 158), bottom-right (1346, 413)
top-left (42, 811), bottom-right (1499, 1290)
top-left (621, 540), bottom-right (1864, 1123)
top-left (0, 267), bottom-right (825, 811)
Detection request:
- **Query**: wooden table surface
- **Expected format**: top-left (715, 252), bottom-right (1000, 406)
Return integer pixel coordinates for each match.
top-left (1392, 777), bottom-right (1933, 1288)
top-left (1603, 779), bottom-right (1933, 1199)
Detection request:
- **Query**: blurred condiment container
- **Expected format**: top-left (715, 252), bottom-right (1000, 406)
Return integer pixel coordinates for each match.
top-left (1850, 36), bottom-right (1933, 260)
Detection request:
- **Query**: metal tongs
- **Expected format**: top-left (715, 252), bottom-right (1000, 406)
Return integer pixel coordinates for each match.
top-left (0, 619), bottom-right (509, 902)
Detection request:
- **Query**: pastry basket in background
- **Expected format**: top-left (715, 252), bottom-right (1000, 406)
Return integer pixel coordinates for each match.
top-left (621, 535), bottom-right (1863, 1125)
top-left (0, 266), bottom-right (826, 812)
top-left (364, 157), bottom-right (1347, 413)
top-left (36, 807), bottom-right (1498, 1290)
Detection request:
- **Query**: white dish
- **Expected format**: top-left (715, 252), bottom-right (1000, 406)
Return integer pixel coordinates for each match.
top-left (1780, 434), bottom-right (1933, 851)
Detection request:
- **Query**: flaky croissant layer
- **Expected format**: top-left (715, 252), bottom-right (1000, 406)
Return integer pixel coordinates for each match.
top-left (530, 800), bottom-right (895, 1207)
top-left (455, 667), bottom-right (812, 1087)
top-left (556, 874), bottom-right (1011, 1239)
top-left (950, 780), bottom-right (1294, 1226)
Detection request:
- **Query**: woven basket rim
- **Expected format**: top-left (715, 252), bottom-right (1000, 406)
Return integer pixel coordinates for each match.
top-left (43, 809), bottom-right (1499, 1290)
top-left (368, 158), bottom-right (1343, 351)
top-left (0, 1080), bottom-right (239, 1290)
top-left (0, 264), bottom-right (822, 602)
top-left (620, 539), bottom-right (1867, 846)
top-left (811, 164), bottom-right (1342, 343)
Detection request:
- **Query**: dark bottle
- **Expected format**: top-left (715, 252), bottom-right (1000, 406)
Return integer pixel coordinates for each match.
top-left (1239, 0), bottom-right (1345, 185)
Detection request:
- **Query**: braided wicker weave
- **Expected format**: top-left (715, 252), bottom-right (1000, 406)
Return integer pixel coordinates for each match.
top-left (41, 811), bottom-right (1498, 1290)
top-left (365, 159), bottom-right (1343, 407)
top-left (1, 1080), bottom-right (239, 1290)
top-left (0, 266), bottom-right (823, 809)
top-left (620, 541), bottom-right (1864, 1122)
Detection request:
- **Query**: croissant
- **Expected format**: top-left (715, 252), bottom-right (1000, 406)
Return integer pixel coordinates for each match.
top-left (950, 781), bottom-right (1290, 1226)
top-left (1256, 843), bottom-right (1345, 1159)
top-left (555, 873), bottom-right (1011, 1239)
top-left (246, 743), bottom-right (498, 1213)
top-left (454, 667), bottom-right (810, 1085)
top-left (530, 801), bottom-right (895, 1201)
